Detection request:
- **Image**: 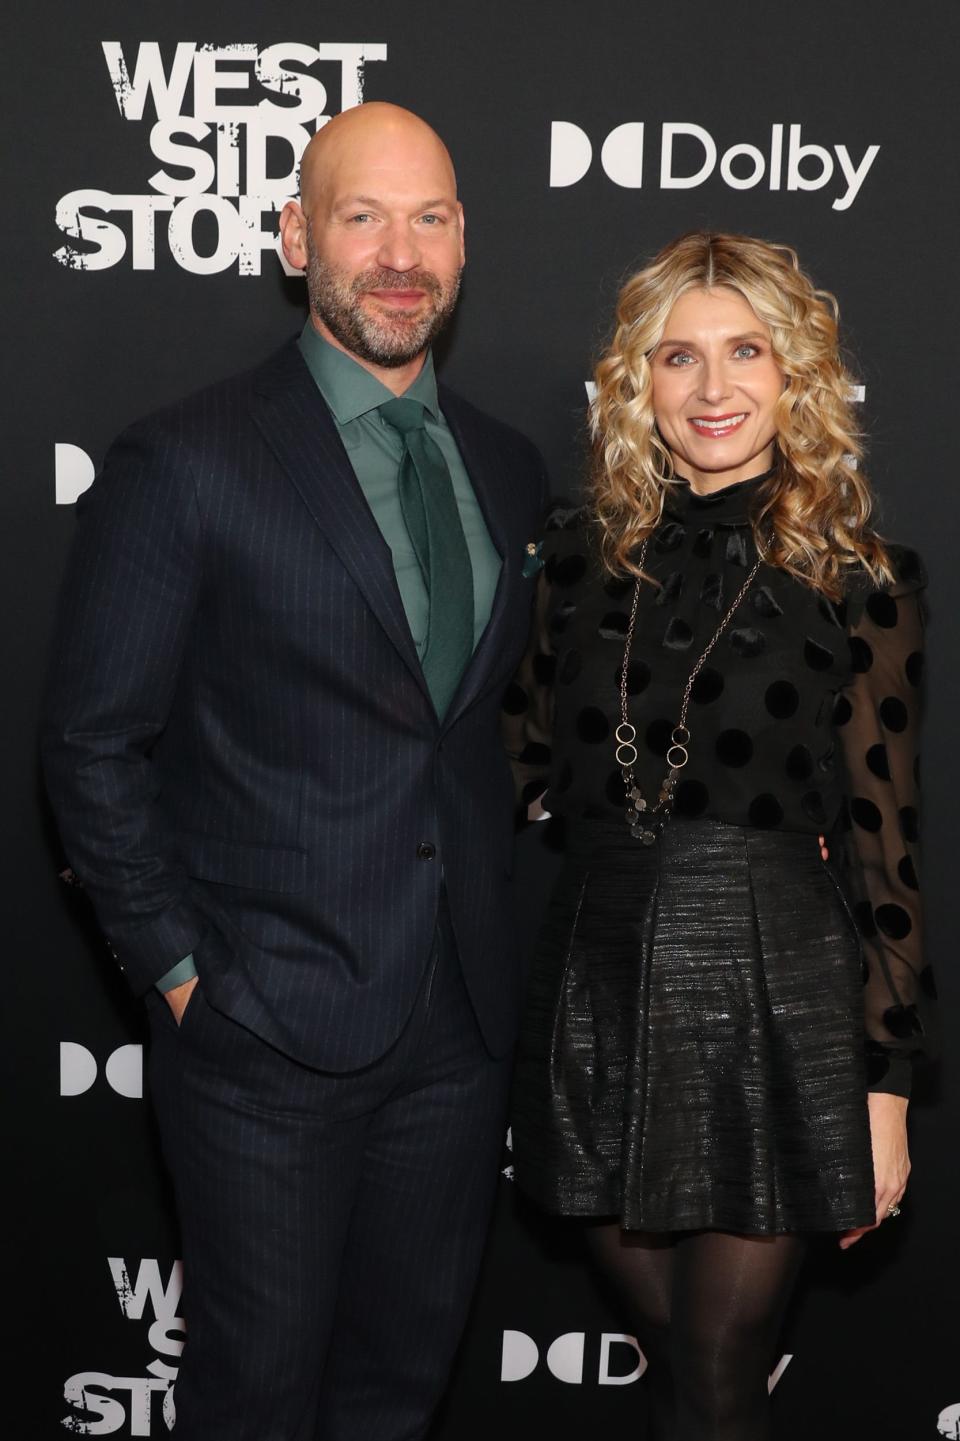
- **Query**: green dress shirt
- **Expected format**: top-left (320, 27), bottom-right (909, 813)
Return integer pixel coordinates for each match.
top-left (297, 321), bottom-right (501, 658)
top-left (156, 323), bottom-right (501, 994)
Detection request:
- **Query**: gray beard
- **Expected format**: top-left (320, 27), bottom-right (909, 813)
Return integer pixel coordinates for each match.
top-left (305, 248), bottom-right (461, 369)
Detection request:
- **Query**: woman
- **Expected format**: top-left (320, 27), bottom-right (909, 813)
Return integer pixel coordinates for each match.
top-left (506, 232), bottom-right (931, 1440)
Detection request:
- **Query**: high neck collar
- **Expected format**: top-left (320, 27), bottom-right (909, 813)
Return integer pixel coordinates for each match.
top-left (664, 468), bottom-right (775, 526)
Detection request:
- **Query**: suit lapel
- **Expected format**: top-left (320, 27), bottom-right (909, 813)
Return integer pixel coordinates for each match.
top-left (250, 341), bottom-right (432, 705)
top-left (439, 387), bottom-right (517, 725)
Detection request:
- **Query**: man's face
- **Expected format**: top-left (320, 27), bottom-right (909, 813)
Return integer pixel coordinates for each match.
top-left (299, 129), bottom-right (465, 368)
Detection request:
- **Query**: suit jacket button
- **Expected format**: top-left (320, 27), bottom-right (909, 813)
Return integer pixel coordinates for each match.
top-left (416, 842), bottom-right (437, 861)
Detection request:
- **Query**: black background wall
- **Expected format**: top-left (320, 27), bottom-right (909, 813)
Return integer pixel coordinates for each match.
top-left (4, 2), bottom-right (958, 1436)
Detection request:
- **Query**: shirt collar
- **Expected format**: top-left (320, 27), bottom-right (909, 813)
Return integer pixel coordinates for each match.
top-left (663, 468), bottom-right (776, 526)
top-left (297, 321), bottom-right (441, 424)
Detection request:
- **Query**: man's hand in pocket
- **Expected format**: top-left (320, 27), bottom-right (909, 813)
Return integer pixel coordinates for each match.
top-left (165, 975), bottom-right (199, 1025)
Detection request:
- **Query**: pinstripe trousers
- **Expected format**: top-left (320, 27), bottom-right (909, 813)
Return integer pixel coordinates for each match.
top-left (146, 902), bottom-right (512, 1440)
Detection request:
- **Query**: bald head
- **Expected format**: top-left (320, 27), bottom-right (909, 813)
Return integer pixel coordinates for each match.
top-left (299, 102), bottom-right (458, 212)
top-left (279, 102), bottom-right (465, 387)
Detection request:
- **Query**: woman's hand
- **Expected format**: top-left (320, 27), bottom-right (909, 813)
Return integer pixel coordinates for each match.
top-left (839, 1092), bottom-right (910, 1249)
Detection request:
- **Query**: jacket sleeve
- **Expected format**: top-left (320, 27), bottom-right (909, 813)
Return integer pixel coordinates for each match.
top-left (836, 547), bottom-right (931, 1098)
top-left (40, 417), bottom-right (209, 994)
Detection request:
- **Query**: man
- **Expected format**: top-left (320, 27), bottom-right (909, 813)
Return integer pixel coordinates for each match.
top-left (42, 103), bottom-right (547, 1441)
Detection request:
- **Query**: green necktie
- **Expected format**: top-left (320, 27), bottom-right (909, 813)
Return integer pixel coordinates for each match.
top-left (379, 397), bottom-right (475, 717)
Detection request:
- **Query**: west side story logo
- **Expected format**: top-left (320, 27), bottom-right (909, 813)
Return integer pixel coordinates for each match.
top-left (63, 1258), bottom-right (183, 1435)
top-left (54, 41), bottom-right (387, 275)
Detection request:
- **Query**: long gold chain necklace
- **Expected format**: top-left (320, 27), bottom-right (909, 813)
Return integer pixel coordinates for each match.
top-left (615, 537), bottom-right (762, 843)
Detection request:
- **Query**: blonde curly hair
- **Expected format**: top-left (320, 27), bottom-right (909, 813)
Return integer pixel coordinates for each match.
top-left (590, 231), bottom-right (892, 597)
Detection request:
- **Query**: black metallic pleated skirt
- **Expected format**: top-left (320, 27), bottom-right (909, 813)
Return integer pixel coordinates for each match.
top-left (512, 817), bottom-right (876, 1234)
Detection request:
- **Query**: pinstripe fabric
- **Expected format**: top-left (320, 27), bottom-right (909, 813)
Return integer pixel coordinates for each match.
top-left (42, 338), bottom-right (546, 1438)
top-left (147, 905), bottom-right (512, 1441)
top-left (41, 337), bottom-right (548, 1070)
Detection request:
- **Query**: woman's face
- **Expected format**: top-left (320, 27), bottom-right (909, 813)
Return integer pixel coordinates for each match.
top-left (650, 286), bottom-right (783, 494)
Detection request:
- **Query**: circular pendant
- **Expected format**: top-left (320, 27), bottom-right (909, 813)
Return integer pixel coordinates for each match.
top-left (666, 744), bottom-right (689, 769)
top-left (616, 742), bottom-right (639, 766)
top-left (615, 722), bottom-right (637, 744)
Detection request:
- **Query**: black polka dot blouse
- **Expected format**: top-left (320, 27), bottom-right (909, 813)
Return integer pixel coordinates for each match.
top-left (504, 472), bottom-right (931, 1098)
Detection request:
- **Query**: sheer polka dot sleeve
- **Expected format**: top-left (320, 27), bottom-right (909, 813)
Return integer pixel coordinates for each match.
top-left (837, 548), bottom-right (931, 1098)
top-left (503, 562), bottom-right (556, 814)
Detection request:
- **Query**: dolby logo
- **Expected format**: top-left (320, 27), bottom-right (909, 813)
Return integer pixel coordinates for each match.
top-left (55, 443), bottom-right (95, 505)
top-left (549, 122), bottom-right (879, 212)
top-left (60, 1041), bottom-right (143, 1098)
top-left (501, 1330), bottom-right (793, 1393)
top-left (501, 1330), bottom-right (647, 1386)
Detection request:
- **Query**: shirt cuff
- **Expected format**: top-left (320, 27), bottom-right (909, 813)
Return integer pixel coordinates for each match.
top-left (155, 954), bottom-right (198, 993)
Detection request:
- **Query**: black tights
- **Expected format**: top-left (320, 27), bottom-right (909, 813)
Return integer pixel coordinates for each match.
top-left (585, 1225), bottom-right (806, 1441)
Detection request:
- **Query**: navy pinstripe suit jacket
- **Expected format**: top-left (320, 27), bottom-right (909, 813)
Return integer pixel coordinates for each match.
top-left (42, 339), bottom-right (548, 1070)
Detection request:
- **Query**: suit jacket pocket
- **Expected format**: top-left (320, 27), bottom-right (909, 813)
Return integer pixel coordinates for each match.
top-left (177, 831), bottom-right (308, 893)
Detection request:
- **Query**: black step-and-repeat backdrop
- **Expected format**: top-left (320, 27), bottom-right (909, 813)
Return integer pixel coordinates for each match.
top-left (5, 2), bottom-right (959, 1436)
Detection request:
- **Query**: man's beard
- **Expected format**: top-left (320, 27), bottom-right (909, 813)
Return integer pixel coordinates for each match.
top-left (305, 236), bottom-right (461, 369)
